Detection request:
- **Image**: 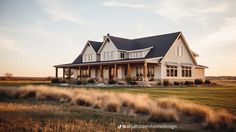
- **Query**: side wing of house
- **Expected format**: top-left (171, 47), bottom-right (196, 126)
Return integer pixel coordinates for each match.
top-left (160, 34), bottom-right (205, 81)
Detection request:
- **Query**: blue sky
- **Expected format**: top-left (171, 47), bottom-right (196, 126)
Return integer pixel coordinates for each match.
top-left (0, 0), bottom-right (236, 77)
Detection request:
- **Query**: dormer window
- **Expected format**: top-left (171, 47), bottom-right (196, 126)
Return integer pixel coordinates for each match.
top-left (120, 52), bottom-right (125, 58)
top-left (175, 46), bottom-right (183, 56)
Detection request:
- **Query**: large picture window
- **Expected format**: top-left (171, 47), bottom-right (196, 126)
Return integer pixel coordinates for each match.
top-left (182, 66), bottom-right (192, 77)
top-left (166, 66), bottom-right (177, 77)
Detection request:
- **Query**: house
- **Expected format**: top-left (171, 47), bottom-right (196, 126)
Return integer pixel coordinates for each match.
top-left (54, 32), bottom-right (207, 83)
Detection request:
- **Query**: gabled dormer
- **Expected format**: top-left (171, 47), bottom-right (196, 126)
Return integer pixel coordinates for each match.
top-left (81, 41), bottom-right (102, 62)
top-left (98, 34), bottom-right (119, 61)
top-left (98, 34), bottom-right (153, 61)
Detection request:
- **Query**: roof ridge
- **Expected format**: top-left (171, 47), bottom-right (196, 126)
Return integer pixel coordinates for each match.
top-left (133, 31), bottom-right (181, 40)
top-left (88, 40), bottom-right (102, 43)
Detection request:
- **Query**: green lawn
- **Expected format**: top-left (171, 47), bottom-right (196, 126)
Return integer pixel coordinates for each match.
top-left (1, 80), bottom-right (235, 114)
top-left (92, 81), bottom-right (236, 115)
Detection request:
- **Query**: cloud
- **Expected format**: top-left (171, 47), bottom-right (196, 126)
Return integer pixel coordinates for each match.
top-left (38, 0), bottom-right (81, 24)
top-left (102, 0), bottom-right (232, 23)
top-left (0, 37), bottom-right (29, 55)
top-left (102, 0), bottom-right (144, 8)
top-left (197, 17), bottom-right (236, 48)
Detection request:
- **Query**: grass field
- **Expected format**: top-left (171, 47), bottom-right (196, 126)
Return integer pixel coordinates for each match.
top-left (96, 81), bottom-right (236, 115)
top-left (0, 80), bottom-right (235, 131)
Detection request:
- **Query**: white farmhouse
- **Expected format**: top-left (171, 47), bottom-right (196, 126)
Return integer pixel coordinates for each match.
top-left (54, 32), bottom-right (207, 83)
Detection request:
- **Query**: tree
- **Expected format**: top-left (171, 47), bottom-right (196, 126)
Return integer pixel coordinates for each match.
top-left (4, 73), bottom-right (13, 80)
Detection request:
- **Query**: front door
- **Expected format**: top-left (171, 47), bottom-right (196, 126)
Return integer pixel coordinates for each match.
top-left (109, 67), bottom-right (114, 80)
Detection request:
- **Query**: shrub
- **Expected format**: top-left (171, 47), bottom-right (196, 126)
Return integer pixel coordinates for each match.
top-left (105, 102), bottom-right (120, 112)
top-left (184, 81), bottom-right (194, 86)
top-left (108, 80), bottom-right (117, 84)
top-left (124, 77), bottom-right (137, 85)
top-left (81, 79), bottom-right (88, 85)
top-left (51, 78), bottom-right (60, 84)
top-left (68, 79), bottom-right (78, 84)
top-left (77, 80), bottom-right (82, 85)
top-left (88, 79), bottom-right (95, 84)
top-left (163, 80), bottom-right (169, 86)
top-left (130, 81), bottom-right (137, 85)
top-left (125, 77), bottom-right (132, 84)
top-left (174, 82), bottom-right (180, 86)
top-left (204, 80), bottom-right (211, 84)
top-left (156, 82), bottom-right (162, 86)
top-left (195, 79), bottom-right (203, 85)
top-left (61, 80), bottom-right (66, 83)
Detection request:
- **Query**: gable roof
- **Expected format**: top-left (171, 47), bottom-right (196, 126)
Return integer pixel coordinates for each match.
top-left (72, 54), bottom-right (82, 64)
top-left (72, 32), bottom-right (183, 64)
top-left (89, 41), bottom-right (102, 52)
top-left (108, 32), bottom-right (181, 58)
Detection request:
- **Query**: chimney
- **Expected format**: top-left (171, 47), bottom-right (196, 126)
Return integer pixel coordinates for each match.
top-left (103, 33), bottom-right (110, 42)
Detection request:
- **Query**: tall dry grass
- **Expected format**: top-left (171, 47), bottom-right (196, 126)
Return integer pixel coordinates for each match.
top-left (0, 85), bottom-right (234, 130)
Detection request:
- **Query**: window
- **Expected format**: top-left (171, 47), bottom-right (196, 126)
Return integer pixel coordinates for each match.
top-left (120, 52), bottom-right (125, 58)
top-left (175, 46), bottom-right (183, 56)
top-left (182, 66), bottom-right (192, 77)
top-left (107, 52), bottom-right (110, 59)
top-left (111, 51), bottom-right (114, 59)
top-left (166, 66), bottom-right (177, 77)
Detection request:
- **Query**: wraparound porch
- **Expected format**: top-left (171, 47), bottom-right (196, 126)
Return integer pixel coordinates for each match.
top-left (54, 59), bottom-right (160, 82)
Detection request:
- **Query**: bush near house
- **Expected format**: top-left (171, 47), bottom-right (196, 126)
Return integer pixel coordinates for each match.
top-left (163, 80), bottom-right (169, 86)
top-left (81, 79), bottom-right (88, 85)
top-left (195, 79), bottom-right (203, 85)
top-left (51, 79), bottom-right (60, 84)
top-left (108, 80), bottom-right (117, 84)
top-left (174, 82), bottom-right (180, 86)
top-left (88, 79), bottom-right (95, 84)
top-left (124, 77), bottom-right (137, 85)
top-left (77, 80), bottom-right (82, 85)
top-left (184, 81), bottom-right (194, 86)
top-left (68, 79), bottom-right (78, 84)
top-left (204, 80), bottom-right (211, 84)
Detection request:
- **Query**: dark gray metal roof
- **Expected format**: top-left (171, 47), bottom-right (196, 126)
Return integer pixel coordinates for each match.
top-left (89, 41), bottom-right (102, 52)
top-left (72, 54), bottom-right (82, 64)
top-left (109, 32), bottom-right (181, 58)
top-left (72, 32), bottom-right (181, 64)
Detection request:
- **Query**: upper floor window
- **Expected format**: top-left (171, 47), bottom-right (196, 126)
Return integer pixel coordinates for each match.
top-left (175, 46), bottom-right (183, 56)
top-left (84, 54), bottom-right (93, 62)
top-left (166, 66), bottom-right (177, 77)
top-left (120, 52), bottom-right (125, 58)
top-left (103, 51), bottom-right (114, 60)
top-left (129, 51), bottom-right (143, 58)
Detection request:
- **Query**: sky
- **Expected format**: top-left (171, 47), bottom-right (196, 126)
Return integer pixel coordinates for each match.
top-left (0, 0), bottom-right (236, 77)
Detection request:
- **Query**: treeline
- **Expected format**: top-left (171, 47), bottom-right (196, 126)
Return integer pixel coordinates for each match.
top-left (206, 76), bottom-right (236, 80)
top-left (0, 76), bottom-right (53, 81)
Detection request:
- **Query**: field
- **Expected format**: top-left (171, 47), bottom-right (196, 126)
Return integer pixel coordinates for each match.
top-left (0, 80), bottom-right (235, 131)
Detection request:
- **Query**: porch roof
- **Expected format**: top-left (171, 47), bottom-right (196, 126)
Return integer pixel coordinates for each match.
top-left (54, 58), bottom-right (160, 68)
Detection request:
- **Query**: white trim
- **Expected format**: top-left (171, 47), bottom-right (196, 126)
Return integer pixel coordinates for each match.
top-left (126, 46), bottom-right (153, 53)
top-left (165, 62), bottom-right (178, 66)
top-left (97, 36), bottom-right (118, 53)
top-left (160, 32), bottom-right (198, 65)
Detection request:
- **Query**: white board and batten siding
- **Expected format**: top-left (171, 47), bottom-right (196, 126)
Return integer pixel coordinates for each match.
top-left (82, 44), bottom-right (97, 62)
top-left (100, 40), bottom-right (118, 61)
top-left (160, 36), bottom-right (203, 80)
